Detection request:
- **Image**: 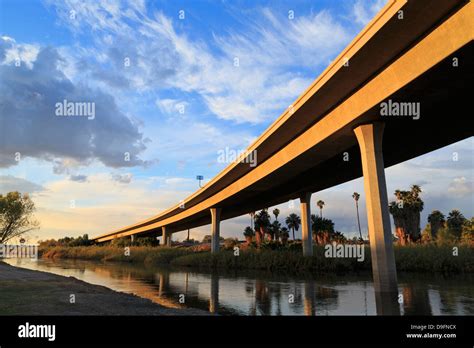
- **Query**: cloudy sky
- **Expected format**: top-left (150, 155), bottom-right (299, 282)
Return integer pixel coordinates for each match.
top-left (0, 0), bottom-right (472, 243)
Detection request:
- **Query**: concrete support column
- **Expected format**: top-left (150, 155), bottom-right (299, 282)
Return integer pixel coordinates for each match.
top-left (210, 208), bottom-right (221, 253)
top-left (162, 226), bottom-right (171, 247)
top-left (354, 123), bottom-right (398, 312)
top-left (130, 234), bottom-right (135, 243)
top-left (300, 192), bottom-right (313, 257)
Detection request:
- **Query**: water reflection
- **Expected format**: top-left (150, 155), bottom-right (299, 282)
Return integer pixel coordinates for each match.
top-left (209, 274), bottom-right (219, 314)
top-left (3, 258), bottom-right (472, 316)
top-left (304, 282), bottom-right (315, 315)
top-left (401, 285), bottom-right (431, 315)
top-left (374, 290), bottom-right (400, 315)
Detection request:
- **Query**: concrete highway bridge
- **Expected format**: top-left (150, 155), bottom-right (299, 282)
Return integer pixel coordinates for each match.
top-left (93, 0), bottom-right (473, 311)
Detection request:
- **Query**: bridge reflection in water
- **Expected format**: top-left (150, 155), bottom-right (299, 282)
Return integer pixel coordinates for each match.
top-left (6, 258), bottom-right (473, 316)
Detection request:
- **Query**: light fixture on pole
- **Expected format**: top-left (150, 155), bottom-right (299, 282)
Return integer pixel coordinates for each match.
top-left (196, 175), bottom-right (204, 188)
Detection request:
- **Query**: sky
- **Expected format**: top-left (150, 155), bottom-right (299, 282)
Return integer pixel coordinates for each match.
top-left (0, 0), bottom-right (472, 243)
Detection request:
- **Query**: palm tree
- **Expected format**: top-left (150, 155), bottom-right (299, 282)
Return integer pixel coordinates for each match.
top-left (270, 220), bottom-right (281, 241)
top-left (389, 185), bottom-right (424, 245)
top-left (411, 184), bottom-right (421, 197)
top-left (427, 210), bottom-right (445, 240)
top-left (272, 209), bottom-right (280, 241)
top-left (280, 227), bottom-right (290, 244)
top-left (333, 231), bottom-right (346, 243)
top-left (254, 209), bottom-right (271, 245)
top-left (249, 211), bottom-right (255, 230)
top-left (285, 213), bottom-right (301, 241)
top-left (273, 208), bottom-right (280, 221)
top-left (352, 192), bottom-right (363, 241)
top-left (311, 214), bottom-right (335, 244)
top-left (317, 200), bottom-right (325, 218)
top-left (243, 226), bottom-right (255, 244)
top-left (447, 210), bottom-right (466, 238)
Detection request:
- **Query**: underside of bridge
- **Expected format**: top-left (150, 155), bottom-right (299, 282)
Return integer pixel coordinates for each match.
top-left (114, 38), bottom-right (473, 240)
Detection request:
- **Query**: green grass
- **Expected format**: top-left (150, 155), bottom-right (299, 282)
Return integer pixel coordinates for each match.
top-left (41, 245), bottom-right (192, 264)
top-left (40, 244), bottom-right (474, 274)
top-left (0, 280), bottom-right (70, 315)
top-left (170, 247), bottom-right (370, 273)
top-left (394, 244), bottom-right (473, 273)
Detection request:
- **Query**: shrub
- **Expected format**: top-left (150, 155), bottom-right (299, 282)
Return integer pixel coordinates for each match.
top-left (436, 227), bottom-right (458, 246)
top-left (223, 238), bottom-right (239, 250)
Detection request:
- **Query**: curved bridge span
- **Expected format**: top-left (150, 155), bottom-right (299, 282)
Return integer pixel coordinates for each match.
top-left (93, 0), bottom-right (473, 312)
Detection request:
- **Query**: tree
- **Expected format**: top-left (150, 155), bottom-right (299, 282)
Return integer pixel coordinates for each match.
top-left (202, 235), bottom-right (212, 243)
top-left (243, 226), bottom-right (255, 244)
top-left (388, 185), bottom-right (424, 245)
top-left (273, 208), bottom-right (280, 221)
top-left (427, 210), bottom-right (445, 240)
top-left (311, 214), bottom-right (335, 244)
top-left (317, 200), bottom-right (325, 218)
top-left (0, 192), bottom-right (39, 244)
top-left (254, 209), bottom-right (271, 245)
top-left (285, 213), bottom-right (301, 241)
top-left (436, 227), bottom-right (457, 245)
top-left (352, 192), bottom-right (363, 241)
top-left (280, 227), bottom-right (290, 244)
top-left (447, 210), bottom-right (466, 238)
top-left (420, 224), bottom-right (432, 244)
top-left (38, 234), bottom-right (94, 248)
top-left (460, 217), bottom-right (473, 245)
top-left (202, 235), bottom-right (224, 244)
top-left (270, 220), bottom-right (281, 241)
top-left (68, 234), bottom-right (93, 247)
top-left (134, 236), bottom-right (160, 247)
top-left (333, 231), bottom-right (346, 243)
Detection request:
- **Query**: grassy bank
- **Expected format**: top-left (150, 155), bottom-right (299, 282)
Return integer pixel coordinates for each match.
top-left (41, 246), bottom-right (190, 264)
top-left (40, 244), bottom-right (474, 274)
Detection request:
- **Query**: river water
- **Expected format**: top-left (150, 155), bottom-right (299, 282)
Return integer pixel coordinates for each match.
top-left (4, 258), bottom-right (473, 315)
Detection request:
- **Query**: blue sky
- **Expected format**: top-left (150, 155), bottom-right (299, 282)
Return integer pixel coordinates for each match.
top-left (0, 0), bottom-right (472, 242)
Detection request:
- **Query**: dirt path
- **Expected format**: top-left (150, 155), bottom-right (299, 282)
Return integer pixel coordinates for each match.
top-left (0, 262), bottom-right (208, 315)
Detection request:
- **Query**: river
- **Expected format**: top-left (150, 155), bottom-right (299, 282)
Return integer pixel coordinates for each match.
top-left (4, 258), bottom-right (473, 315)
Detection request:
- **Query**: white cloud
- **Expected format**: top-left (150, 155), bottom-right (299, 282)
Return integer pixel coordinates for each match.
top-left (0, 36), bottom-right (39, 69)
top-left (0, 37), bottom-right (149, 169)
top-left (216, 8), bottom-right (351, 69)
top-left (52, 158), bottom-right (87, 175)
top-left (26, 172), bottom-right (194, 241)
top-left (156, 98), bottom-right (189, 116)
top-left (164, 177), bottom-right (193, 186)
top-left (69, 174), bottom-right (88, 183)
top-left (112, 173), bottom-right (133, 184)
top-left (352, 0), bottom-right (387, 26)
top-left (0, 175), bottom-right (44, 194)
top-left (45, 1), bottom-right (359, 124)
top-left (448, 177), bottom-right (473, 198)
top-left (140, 119), bottom-right (256, 172)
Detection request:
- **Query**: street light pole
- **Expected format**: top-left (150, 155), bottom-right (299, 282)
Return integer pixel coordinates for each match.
top-left (196, 175), bottom-right (203, 187)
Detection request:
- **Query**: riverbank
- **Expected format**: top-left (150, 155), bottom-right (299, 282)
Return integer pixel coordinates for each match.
top-left (40, 244), bottom-right (474, 273)
top-left (0, 262), bottom-right (207, 315)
